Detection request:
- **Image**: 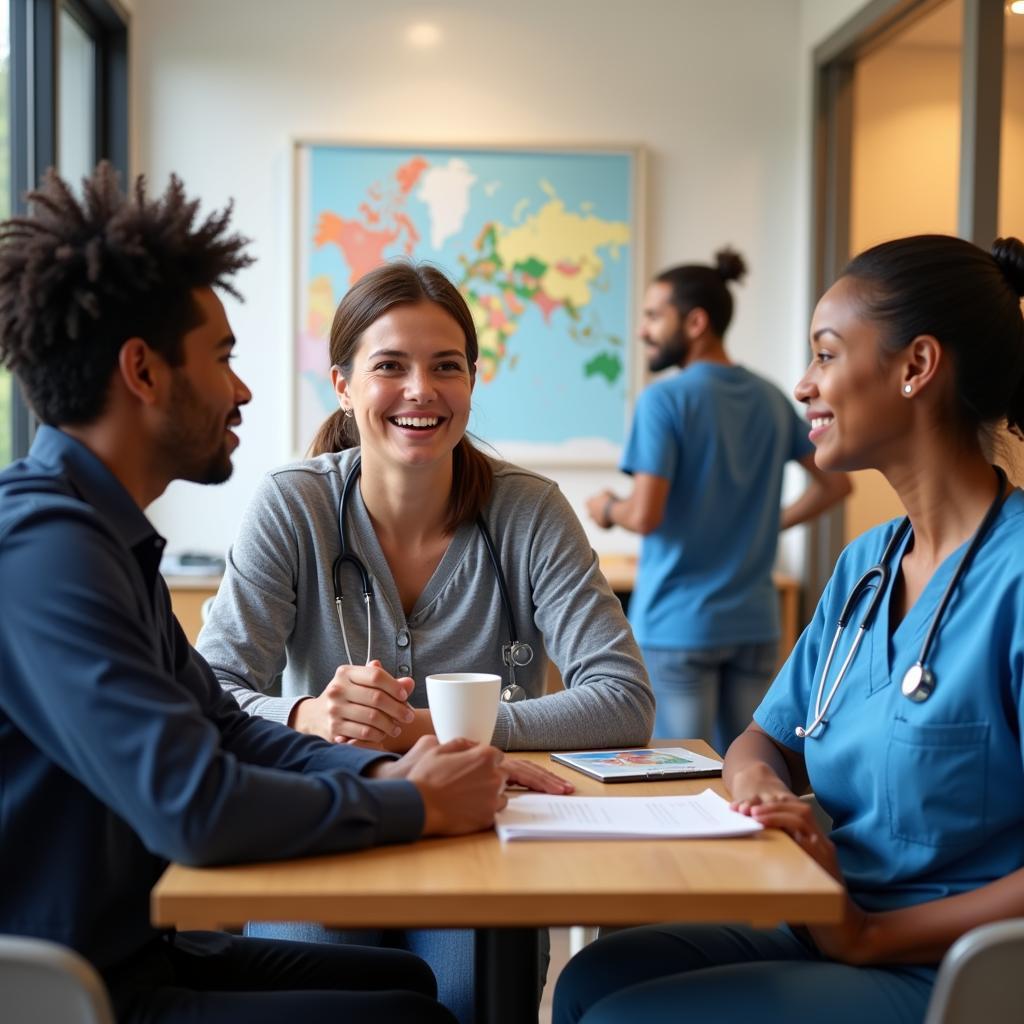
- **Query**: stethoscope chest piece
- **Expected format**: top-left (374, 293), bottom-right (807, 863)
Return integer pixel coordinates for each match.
top-left (901, 662), bottom-right (935, 703)
top-left (504, 640), bottom-right (534, 668)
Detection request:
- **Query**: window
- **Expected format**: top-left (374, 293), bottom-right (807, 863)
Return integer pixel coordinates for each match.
top-left (59, 3), bottom-right (97, 184)
top-left (1, 4), bottom-right (11, 466)
top-left (3, 0), bottom-right (127, 468)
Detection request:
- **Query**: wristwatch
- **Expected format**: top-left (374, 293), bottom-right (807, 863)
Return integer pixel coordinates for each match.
top-left (602, 495), bottom-right (617, 528)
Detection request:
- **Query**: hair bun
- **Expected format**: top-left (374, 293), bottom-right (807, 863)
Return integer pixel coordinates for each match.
top-left (992, 237), bottom-right (1024, 298)
top-left (714, 247), bottom-right (747, 284)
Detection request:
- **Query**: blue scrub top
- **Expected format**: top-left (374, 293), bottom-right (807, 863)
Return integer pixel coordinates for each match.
top-left (756, 491), bottom-right (1024, 915)
top-left (621, 363), bottom-right (813, 648)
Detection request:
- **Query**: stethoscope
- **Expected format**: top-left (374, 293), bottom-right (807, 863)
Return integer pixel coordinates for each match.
top-left (796, 466), bottom-right (1008, 740)
top-left (332, 456), bottom-right (534, 703)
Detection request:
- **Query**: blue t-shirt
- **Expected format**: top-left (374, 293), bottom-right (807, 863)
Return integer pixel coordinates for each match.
top-left (621, 363), bottom-right (813, 648)
top-left (756, 493), bottom-right (1024, 916)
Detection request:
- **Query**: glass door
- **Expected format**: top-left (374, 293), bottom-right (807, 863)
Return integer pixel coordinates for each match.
top-left (843, 0), bottom-right (964, 543)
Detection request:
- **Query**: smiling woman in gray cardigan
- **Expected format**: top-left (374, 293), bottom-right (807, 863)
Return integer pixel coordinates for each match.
top-left (196, 262), bottom-right (653, 1024)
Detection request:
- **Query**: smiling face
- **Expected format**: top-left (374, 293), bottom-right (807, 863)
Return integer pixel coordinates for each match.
top-left (794, 275), bottom-right (909, 473)
top-left (334, 300), bottom-right (473, 471)
top-left (639, 282), bottom-right (690, 372)
top-left (157, 287), bottom-right (251, 484)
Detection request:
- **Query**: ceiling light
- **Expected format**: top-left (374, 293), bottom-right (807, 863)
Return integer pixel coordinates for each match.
top-left (406, 23), bottom-right (442, 48)
top-left (1009, 1), bottom-right (1024, 14)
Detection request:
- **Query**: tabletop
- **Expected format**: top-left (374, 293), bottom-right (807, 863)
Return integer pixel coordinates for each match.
top-left (151, 741), bottom-right (843, 932)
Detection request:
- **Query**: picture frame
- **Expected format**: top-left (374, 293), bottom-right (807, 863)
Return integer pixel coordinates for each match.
top-left (292, 140), bottom-right (645, 465)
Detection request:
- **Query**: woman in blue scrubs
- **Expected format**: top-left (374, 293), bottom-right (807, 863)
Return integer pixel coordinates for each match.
top-left (554, 233), bottom-right (1024, 1024)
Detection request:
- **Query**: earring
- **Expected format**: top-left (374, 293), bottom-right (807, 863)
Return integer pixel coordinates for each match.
top-left (343, 409), bottom-right (353, 419)
top-left (903, 384), bottom-right (913, 395)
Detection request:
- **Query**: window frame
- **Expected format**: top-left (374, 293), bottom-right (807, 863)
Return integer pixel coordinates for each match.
top-left (4, 0), bottom-right (128, 462)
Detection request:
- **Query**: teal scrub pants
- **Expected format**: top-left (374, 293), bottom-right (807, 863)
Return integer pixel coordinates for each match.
top-left (553, 923), bottom-right (934, 1024)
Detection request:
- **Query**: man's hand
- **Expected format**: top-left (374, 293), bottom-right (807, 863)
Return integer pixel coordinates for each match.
top-left (371, 736), bottom-right (509, 836)
top-left (290, 660), bottom-right (415, 744)
top-left (585, 489), bottom-right (617, 530)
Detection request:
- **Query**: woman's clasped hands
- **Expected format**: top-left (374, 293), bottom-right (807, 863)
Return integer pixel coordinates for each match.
top-left (291, 659), bottom-right (418, 746)
top-left (730, 772), bottom-right (872, 964)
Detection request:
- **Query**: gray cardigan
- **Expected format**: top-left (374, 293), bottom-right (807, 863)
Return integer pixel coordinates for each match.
top-left (198, 450), bottom-right (654, 750)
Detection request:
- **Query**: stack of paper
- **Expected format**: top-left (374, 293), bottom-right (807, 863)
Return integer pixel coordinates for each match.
top-left (495, 788), bottom-right (762, 842)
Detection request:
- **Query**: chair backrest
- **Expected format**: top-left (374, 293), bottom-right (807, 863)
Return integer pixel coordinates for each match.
top-left (924, 918), bottom-right (1024, 1024)
top-left (0, 934), bottom-right (116, 1024)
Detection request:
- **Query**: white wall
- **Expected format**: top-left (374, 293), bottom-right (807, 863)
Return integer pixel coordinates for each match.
top-left (133, 0), bottom-right (871, 567)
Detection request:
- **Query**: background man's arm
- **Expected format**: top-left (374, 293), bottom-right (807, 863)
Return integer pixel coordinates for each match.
top-left (780, 453), bottom-right (852, 531)
top-left (585, 472), bottom-right (670, 535)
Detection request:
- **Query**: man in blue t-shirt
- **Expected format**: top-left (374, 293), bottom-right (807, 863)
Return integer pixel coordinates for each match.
top-left (587, 251), bottom-right (850, 752)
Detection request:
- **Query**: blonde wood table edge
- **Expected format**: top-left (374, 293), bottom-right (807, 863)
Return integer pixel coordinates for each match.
top-left (152, 741), bottom-right (843, 933)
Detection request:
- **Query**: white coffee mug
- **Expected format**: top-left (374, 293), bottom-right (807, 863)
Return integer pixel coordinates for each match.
top-left (425, 673), bottom-right (502, 744)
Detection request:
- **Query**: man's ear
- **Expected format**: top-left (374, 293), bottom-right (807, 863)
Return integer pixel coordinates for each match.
top-left (117, 337), bottom-right (166, 407)
top-left (683, 306), bottom-right (710, 340)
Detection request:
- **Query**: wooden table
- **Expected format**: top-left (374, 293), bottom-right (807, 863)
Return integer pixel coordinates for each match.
top-left (152, 742), bottom-right (842, 1022)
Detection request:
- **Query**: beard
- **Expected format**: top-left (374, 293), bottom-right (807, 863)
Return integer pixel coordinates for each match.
top-left (646, 328), bottom-right (689, 373)
top-left (158, 372), bottom-right (237, 486)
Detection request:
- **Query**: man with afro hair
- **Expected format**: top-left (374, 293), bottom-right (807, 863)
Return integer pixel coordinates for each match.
top-left (0, 163), bottom-right (508, 1023)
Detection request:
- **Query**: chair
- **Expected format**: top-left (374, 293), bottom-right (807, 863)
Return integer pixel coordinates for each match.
top-left (923, 918), bottom-right (1024, 1024)
top-left (0, 934), bottom-right (115, 1024)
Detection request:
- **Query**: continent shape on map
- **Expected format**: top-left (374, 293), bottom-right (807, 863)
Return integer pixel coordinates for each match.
top-left (458, 181), bottom-right (629, 384)
top-left (313, 156), bottom-right (427, 285)
top-left (417, 158), bottom-right (477, 249)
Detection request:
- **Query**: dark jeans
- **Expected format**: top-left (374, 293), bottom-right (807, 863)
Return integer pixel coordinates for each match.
top-left (103, 931), bottom-right (456, 1024)
top-left (553, 923), bottom-right (935, 1024)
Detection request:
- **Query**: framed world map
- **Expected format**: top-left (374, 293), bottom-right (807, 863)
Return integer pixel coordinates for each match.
top-left (293, 140), bottom-right (644, 464)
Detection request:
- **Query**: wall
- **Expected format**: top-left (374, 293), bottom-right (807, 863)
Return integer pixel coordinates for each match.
top-left (132, 0), bottom-right (871, 567)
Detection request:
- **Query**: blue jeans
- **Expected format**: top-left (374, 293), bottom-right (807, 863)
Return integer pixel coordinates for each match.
top-left (246, 922), bottom-right (550, 1024)
top-left (553, 923), bottom-right (934, 1024)
top-left (643, 641), bottom-right (777, 751)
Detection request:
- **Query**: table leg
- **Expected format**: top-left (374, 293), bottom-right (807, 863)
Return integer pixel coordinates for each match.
top-left (474, 927), bottom-right (540, 1024)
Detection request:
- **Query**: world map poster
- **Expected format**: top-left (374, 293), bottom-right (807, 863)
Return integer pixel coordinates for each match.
top-left (294, 142), bottom-right (640, 462)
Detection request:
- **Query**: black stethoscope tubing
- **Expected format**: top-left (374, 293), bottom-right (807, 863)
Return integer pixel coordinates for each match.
top-left (331, 456), bottom-right (532, 702)
top-left (797, 466), bottom-right (1009, 739)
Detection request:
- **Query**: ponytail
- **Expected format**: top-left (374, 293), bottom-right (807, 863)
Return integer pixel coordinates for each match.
top-left (447, 437), bottom-right (494, 534)
top-left (307, 408), bottom-right (358, 458)
top-left (655, 247), bottom-right (747, 337)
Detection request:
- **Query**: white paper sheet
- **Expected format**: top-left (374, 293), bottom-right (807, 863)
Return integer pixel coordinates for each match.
top-left (495, 788), bottom-right (763, 841)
